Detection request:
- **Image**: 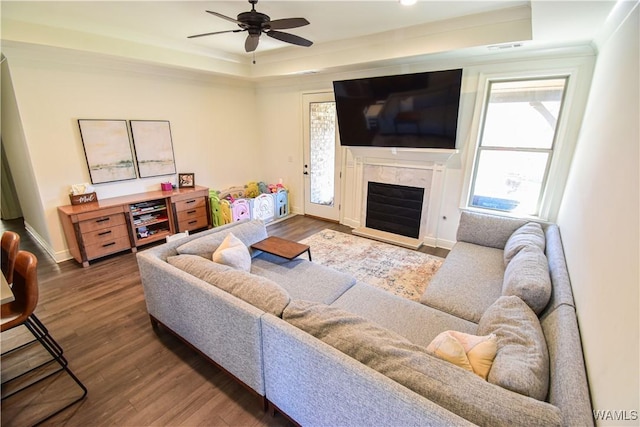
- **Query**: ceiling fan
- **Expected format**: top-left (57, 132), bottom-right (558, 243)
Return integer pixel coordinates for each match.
top-left (188, 0), bottom-right (313, 53)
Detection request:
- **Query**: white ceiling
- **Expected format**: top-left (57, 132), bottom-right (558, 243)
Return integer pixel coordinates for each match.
top-left (0, 1), bottom-right (622, 78)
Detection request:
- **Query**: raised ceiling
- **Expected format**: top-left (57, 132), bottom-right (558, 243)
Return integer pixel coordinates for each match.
top-left (1, 1), bottom-right (619, 79)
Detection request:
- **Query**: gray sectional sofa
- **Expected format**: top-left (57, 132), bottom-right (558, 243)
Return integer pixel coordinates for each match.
top-left (137, 212), bottom-right (593, 426)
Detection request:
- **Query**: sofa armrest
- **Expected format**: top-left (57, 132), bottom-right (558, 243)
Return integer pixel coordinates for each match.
top-left (456, 210), bottom-right (529, 249)
top-left (137, 250), bottom-right (266, 395)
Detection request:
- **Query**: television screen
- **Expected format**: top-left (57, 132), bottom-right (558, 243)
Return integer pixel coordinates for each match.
top-left (333, 68), bottom-right (462, 149)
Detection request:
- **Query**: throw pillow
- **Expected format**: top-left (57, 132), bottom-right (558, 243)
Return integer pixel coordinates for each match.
top-left (502, 246), bottom-right (552, 315)
top-left (212, 233), bottom-right (251, 272)
top-left (503, 222), bottom-right (546, 266)
top-left (477, 295), bottom-right (550, 401)
top-left (426, 331), bottom-right (497, 380)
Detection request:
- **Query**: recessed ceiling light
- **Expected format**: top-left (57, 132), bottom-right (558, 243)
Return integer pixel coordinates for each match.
top-left (399, 0), bottom-right (418, 5)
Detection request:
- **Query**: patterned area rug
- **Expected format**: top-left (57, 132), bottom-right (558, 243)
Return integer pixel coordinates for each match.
top-left (299, 229), bottom-right (444, 301)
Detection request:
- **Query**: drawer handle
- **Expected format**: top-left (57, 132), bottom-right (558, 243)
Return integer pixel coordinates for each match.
top-left (188, 220), bottom-right (198, 225)
top-left (102, 242), bottom-right (116, 248)
top-left (98, 230), bottom-right (112, 236)
top-left (96, 218), bottom-right (110, 223)
top-left (187, 210), bottom-right (197, 214)
top-left (185, 199), bottom-right (196, 204)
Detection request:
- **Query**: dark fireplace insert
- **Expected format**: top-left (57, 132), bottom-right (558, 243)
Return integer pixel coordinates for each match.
top-left (365, 181), bottom-right (424, 239)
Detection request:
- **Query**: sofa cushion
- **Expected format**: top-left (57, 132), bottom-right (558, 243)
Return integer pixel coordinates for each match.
top-left (251, 253), bottom-right (356, 304)
top-left (502, 246), bottom-right (552, 315)
top-left (332, 282), bottom-right (478, 348)
top-left (212, 233), bottom-right (251, 271)
top-left (477, 295), bottom-right (550, 401)
top-left (167, 254), bottom-right (290, 317)
top-left (420, 242), bottom-right (504, 323)
top-left (426, 331), bottom-right (497, 380)
top-left (503, 222), bottom-right (545, 266)
top-left (284, 299), bottom-right (562, 427)
top-left (176, 220), bottom-right (267, 259)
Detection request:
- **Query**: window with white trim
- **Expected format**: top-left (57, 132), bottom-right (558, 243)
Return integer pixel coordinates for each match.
top-left (468, 77), bottom-right (568, 217)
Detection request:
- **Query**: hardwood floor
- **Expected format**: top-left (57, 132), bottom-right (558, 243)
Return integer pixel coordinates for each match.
top-left (0, 215), bottom-right (447, 426)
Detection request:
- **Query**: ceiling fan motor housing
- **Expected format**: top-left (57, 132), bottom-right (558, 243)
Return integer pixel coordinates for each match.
top-left (237, 11), bottom-right (270, 33)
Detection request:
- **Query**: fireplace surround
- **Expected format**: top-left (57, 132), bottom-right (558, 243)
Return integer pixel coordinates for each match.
top-left (345, 147), bottom-right (457, 249)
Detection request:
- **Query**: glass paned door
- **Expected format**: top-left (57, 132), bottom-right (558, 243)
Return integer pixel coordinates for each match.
top-left (303, 93), bottom-right (341, 221)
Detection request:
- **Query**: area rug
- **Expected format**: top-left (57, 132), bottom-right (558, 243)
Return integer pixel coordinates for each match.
top-left (299, 229), bottom-right (444, 301)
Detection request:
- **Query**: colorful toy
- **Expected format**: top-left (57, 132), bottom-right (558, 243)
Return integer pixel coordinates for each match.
top-left (258, 181), bottom-right (269, 194)
top-left (244, 181), bottom-right (260, 198)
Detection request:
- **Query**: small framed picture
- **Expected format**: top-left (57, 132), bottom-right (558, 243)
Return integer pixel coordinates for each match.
top-left (178, 173), bottom-right (195, 188)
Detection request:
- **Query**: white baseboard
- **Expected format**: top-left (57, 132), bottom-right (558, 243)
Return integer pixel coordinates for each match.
top-left (435, 238), bottom-right (456, 250)
top-left (23, 221), bottom-right (70, 263)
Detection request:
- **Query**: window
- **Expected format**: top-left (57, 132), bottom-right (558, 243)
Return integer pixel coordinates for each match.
top-left (468, 77), bottom-right (568, 217)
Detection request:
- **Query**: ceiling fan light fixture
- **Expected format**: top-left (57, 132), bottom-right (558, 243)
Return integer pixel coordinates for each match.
top-left (399, 0), bottom-right (418, 5)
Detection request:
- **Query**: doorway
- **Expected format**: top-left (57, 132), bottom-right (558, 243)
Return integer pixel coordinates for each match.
top-left (302, 92), bottom-right (342, 221)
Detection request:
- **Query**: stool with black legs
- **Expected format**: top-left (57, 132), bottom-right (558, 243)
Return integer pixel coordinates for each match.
top-left (1, 250), bottom-right (87, 425)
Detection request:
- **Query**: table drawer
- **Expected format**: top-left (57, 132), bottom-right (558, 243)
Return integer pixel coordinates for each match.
top-left (178, 214), bottom-right (208, 232)
top-left (176, 205), bottom-right (206, 221)
top-left (85, 236), bottom-right (131, 260)
top-left (78, 213), bottom-right (127, 234)
top-left (82, 224), bottom-right (130, 246)
top-left (174, 197), bottom-right (206, 213)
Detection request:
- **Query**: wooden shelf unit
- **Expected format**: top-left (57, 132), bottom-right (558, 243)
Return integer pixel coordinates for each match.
top-left (58, 185), bottom-right (210, 267)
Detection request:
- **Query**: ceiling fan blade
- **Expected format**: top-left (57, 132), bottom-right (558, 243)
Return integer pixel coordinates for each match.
top-left (206, 10), bottom-right (248, 28)
top-left (267, 17), bottom-right (310, 30)
top-left (245, 35), bottom-right (260, 53)
top-left (188, 29), bottom-right (243, 39)
top-left (266, 30), bottom-right (313, 47)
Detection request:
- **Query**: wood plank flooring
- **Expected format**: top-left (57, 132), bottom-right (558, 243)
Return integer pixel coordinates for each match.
top-left (0, 215), bottom-right (447, 426)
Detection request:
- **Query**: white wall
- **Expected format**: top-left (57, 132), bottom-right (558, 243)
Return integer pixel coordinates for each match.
top-left (2, 43), bottom-right (261, 261)
top-left (256, 50), bottom-right (595, 245)
top-left (557, 5), bottom-right (639, 423)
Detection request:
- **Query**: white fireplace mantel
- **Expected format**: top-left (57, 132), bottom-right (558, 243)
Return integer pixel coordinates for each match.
top-left (346, 147), bottom-right (458, 166)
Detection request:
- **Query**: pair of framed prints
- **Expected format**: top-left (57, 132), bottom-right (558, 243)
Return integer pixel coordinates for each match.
top-left (78, 119), bottom-right (189, 185)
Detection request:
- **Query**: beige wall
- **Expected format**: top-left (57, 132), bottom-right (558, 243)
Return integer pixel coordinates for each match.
top-left (557, 5), bottom-right (639, 424)
top-left (2, 44), bottom-right (260, 261)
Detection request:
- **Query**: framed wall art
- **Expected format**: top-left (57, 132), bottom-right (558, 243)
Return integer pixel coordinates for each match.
top-left (78, 119), bottom-right (137, 184)
top-left (130, 120), bottom-right (177, 178)
top-left (178, 173), bottom-right (195, 188)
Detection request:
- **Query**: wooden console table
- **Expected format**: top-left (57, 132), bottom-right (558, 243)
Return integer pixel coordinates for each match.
top-left (58, 185), bottom-right (211, 267)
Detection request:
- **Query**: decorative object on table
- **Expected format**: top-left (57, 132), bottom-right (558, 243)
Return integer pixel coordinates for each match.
top-left (130, 120), bottom-right (177, 178)
top-left (178, 173), bottom-right (195, 188)
top-left (68, 183), bottom-right (98, 205)
top-left (299, 229), bottom-right (444, 301)
top-left (78, 119), bottom-right (137, 184)
top-left (160, 182), bottom-right (173, 191)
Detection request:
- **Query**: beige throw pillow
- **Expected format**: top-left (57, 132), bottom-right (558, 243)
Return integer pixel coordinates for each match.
top-left (212, 232), bottom-right (251, 272)
top-left (427, 331), bottom-right (497, 380)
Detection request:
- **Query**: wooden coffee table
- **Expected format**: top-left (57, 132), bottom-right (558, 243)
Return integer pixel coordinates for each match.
top-left (251, 236), bottom-right (312, 261)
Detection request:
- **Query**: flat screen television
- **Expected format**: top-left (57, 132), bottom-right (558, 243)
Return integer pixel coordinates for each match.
top-left (333, 68), bottom-right (463, 149)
